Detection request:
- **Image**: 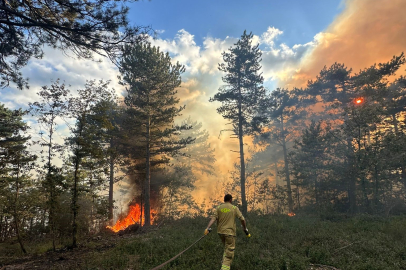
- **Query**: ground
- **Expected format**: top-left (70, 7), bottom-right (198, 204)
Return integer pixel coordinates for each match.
top-left (1, 214), bottom-right (406, 269)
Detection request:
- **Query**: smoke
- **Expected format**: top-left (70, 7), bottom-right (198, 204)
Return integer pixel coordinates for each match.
top-left (286, 0), bottom-right (406, 88)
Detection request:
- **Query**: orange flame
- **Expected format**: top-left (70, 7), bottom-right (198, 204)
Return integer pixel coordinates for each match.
top-left (355, 98), bottom-right (363, 104)
top-left (107, 204), bottom-right (155, 232)
top-left (288, 212), bottom-right (296, 217)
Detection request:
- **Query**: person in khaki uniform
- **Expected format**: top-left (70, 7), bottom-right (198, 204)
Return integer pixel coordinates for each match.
top-left (204, 194), bottom-right (248, 270)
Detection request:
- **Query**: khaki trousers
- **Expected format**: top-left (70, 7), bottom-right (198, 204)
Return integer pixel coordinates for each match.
top-left (219, 234), bottom-right (235, 269)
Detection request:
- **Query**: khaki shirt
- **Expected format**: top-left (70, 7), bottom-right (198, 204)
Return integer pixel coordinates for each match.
top-left (213, 202), bottom-right (245, 236)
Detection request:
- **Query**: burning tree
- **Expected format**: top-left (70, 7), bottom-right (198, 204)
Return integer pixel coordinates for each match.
top-left (120, 43), bottom-right (193, 226)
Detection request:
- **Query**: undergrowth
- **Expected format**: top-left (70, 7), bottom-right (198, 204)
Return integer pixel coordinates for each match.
top-left (3, 214), bottom-right (406, 269)
top-left (84, 214), bottom-right (406, 270)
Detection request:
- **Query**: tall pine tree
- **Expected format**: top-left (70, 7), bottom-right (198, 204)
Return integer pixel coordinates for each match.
top-left (120, 43), bottom-right (191, 226)
top-left (210, 31), bottom-right (266, 214)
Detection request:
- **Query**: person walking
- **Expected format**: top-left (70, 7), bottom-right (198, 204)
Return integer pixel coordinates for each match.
top-left (204, 194), bottom-right (248, 270)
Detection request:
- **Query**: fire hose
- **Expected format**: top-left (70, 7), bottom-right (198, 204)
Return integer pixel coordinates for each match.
top-left (150, 228), bottom-right (251, 270)
top-left (150, 228), bottom-right (212, 270)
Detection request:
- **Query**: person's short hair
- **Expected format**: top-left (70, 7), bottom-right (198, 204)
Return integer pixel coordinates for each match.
top-left (224, 194), bottom-right (232, 202)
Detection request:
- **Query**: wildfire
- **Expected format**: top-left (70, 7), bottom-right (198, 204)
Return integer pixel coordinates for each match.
top-left (107, 204), bottom-right (155, 233)
top-left (288, 212), bottom-right (296, 217)
top-left (355, 97), bottom-right (364, 104)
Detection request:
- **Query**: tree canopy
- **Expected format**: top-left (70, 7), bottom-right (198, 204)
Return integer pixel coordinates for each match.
top-left (0, 0), bottom-right (149, 89)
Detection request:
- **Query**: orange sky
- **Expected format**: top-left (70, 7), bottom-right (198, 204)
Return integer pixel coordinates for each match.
top-left (286, 0), bottom-right (406, 88)
top-left (191, 0), bottom-right (406, 204)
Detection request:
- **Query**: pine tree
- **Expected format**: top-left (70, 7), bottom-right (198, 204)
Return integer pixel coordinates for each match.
top-left (66, 80), bottom-right (115, 247)
top-left (0, 103), bottom-right (36, 253)
top-left (210, 31), bottom-right (266, 215)
top-left (29, 80), bottom-right (68, 250)
top-left (120, 43), bottom-right (192, 226)
top-left (307, 53), bottom-right (406, 213)
top-left (261, 88), bottom-right (308, 213)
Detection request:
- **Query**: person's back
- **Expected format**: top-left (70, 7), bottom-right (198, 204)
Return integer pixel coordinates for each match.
top-left (216, 202), bottom-right (244, 236)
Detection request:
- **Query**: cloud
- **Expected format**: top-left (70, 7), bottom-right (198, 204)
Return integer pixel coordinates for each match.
top-left (286, 0), bottom-right (406, 88)
top-left (9, 0), bottom-right (405, 203)
top-left (260, 26), bottom-right (283, 48)
top-left (0, 26), bottom-right (320, 204)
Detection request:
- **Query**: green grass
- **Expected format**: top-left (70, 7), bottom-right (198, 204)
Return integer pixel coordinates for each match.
top-left (3, 214), bottom-right (406, 269)
top-left (82, 214), bottom-right (406, 270)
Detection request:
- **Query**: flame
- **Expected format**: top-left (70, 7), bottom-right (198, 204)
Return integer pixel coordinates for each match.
top-left (288, 212), bottom-right (296, 217)
top-left (107, 204), bottom-right (155, 232)
top-left (355, 98), bottom-right (363, 104)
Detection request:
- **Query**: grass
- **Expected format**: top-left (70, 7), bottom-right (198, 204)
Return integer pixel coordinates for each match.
top-left (84, 214), bottom-right (406, 270)
top-left (3, 214), bottom-right (406, 269)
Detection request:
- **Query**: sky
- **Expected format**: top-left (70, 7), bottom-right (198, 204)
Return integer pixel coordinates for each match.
top-left (128, 0), bottom-right (344, 47)
top-left (1, 0), bottom-right (406, 205)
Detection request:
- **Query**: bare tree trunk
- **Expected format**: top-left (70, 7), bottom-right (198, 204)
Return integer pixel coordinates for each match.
top-left (274, 162), bottom-right (279, 186)
top-left (282, 139), bottom-right (293, 212)
top-left (144, 115), bottom-right (151, 226)
top-left (72, 119), bottom-right (84, 248)
top-left (48, 120), bottom-right (56, 251)
top-left (237, 77), bottom-right (247, 215)
top-left (314, 170), bottom-right (319, 208)
top-left (14, 167), bottom-right (27, 254)
top-left (296, 185), bottom-right (301, 210)
top-left (374, 164), bottom-right (379, 209)
top-left (14, 216), bottom-right (26, 254)
top-left (108, 140), bottom-right (114, 225)
top-left (140, 192), bottom-right (143, 225)
top-left (344, 112), bottom-right (357, 214)
top-left (281, 116), bottom-right (293, 212)
top-left (72, 150), bottom-right (80, 248)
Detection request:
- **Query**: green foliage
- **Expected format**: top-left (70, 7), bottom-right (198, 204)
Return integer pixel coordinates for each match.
top-left (120, 43), bottom-right (192, 226)
top-left (0, 0), bottom-right (149, 89)
top-left (0, 103), bottom-right (36, 253)
top-left (210, 30), bottom-right (267, 215)
top-left (29, 80), bottom-right (69, 250)
top-left (65, 80), bottom-right (117, 247)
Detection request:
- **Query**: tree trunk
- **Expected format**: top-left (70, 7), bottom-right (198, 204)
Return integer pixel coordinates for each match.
top-left (47, 120), bottom-right (56, 251)
top-left (374, 163), bottom-right (379, 210)
top-left (14, 167), bottom-right (27, 254)
top-left (108, 140), bottom-right (114, 224)
top-left (144, 115), bottom-right (151, 226)
top-left (281, 116), bottom-right (293, 212)
top-left (140, 192), bottom-right (143, 225)
top-left (296, 185), bottom-right (301, 210)
top-left (14, 216), bottom-right (26, 254)
top-left (72, 149), bottom-right (80, 248)
top-left (282, 139), bottom-right (293, 212)
top-left (314, 170), bottom-right (319, 209)
top-left (392, 114), bottom-right (406, 190)
top-left (274, 161), bottom-right (279, 186)
top-left (237, 77), bottom-right (247, 215)
top-left (344, 112), bottom-right (357, 214)
top-left (72, 119), bottom-right (84, 248)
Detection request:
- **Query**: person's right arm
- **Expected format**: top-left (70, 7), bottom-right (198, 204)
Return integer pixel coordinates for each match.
top-left (240, 219), bottom-right (247, 231)
top-left (236, 207), bottom-right (248, 233)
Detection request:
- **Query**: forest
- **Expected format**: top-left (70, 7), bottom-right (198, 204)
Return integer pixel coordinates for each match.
top-left (1, 0), bottom-right (406, 269)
